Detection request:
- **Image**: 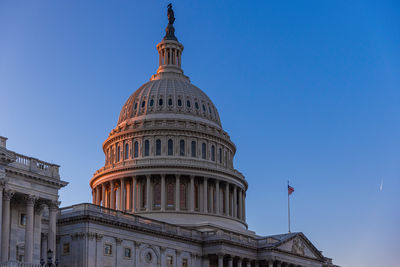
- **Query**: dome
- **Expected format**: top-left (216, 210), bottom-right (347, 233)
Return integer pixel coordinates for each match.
top-left (117, 78), bottom-right (222, 128)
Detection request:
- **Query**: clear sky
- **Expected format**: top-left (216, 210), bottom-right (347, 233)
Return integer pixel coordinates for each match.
top-left (1, 1), bottom-right (399, 266)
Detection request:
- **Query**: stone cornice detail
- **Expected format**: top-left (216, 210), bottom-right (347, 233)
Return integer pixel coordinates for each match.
top-left (4, 167), bottom-right (68, 189)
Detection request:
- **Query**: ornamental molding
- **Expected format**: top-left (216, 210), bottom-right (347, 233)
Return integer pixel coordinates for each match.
top-left (4, 167), bottom-right (68, 189)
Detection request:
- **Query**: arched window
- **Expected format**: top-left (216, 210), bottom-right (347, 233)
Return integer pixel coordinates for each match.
top-left (159, 98), bottom-right (163, 106)
top-left (168, 139), bottom-right (173, 156)
top-left (153, 182), bottom-right (161, 208)
top-left (180, 183), bottom-right (187, 209)
top-left (144, 140), bottom-right (150, 156)
top-left (211, 145), bottom-right (215, 161)
top-left (168, 98), bottom-right (173, 106)
top-left (141, 101), bottom-right (146, 108)
top-left (125, 143), bottom-right (129, 160)
top-left (117, 146), bottom-right (121, 162)
top-left (149, 99), bottom-right (154, 106)
top-left (167, 181), bottom-right (174, 208)
top-left (191, 141), bottom-right (196, 157)
top-left (219, 148), bottom-right (222, 163)
top-left (180, 140), bottom-right (185, 156)
top-left (134, 102), bottom-right (138, 109)
top-left (186, 100), bottom-right (191, 108)
top-left (202, 143), bottom-right (206, 159)
top-left (134, 141), bottom-right (138, 158)
top-left (156, 139), bottom-right (161, 156)
top-left (178, 99), bottom-right (182, 106)
top-left (202, 104), bottom-right (206, 112)
top-left (195, 102), bottom-right (199, 109)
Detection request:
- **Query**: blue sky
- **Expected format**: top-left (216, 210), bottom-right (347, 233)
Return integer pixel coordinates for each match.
top-left (1, 1), bottom-right (399, 266)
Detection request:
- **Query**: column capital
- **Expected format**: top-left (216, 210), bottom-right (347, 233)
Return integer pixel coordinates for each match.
top-left (48, 200), bottom-right (60, 211)
top-left (3, 189), bottom-right (14, 200)
top-left (115, 237), bottom-right (123, 245)
top-left (24, 194), bottom-right (38, 206)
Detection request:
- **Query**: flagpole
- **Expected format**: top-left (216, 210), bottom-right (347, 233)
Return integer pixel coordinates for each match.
top-left (288, 180), bottom-right (291, 233)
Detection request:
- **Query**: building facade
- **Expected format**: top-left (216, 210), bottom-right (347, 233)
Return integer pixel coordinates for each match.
top-left (0, 6), bottom-right (339, 267)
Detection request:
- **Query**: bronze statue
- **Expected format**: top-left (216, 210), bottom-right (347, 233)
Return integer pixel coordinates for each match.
top-left (167, 3), bottom-right (175, 25)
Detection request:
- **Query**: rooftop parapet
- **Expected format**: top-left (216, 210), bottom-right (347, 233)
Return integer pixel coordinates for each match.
top-left (10, 152), bottom-right (60, 179)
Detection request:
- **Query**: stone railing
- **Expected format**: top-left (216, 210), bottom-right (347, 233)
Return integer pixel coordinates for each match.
top-left (0, 261), bottom-right (41, 267)
top-left (11, 153), bottom-right (60, 179)
top-left (93, 157), bottom-right (244, 180)
top-left (59, 203), bottom-right (257, 246)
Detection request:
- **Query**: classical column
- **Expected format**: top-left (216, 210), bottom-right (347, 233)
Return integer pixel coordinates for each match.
top-left (24, 195), bottom-right (37, 262)
top-left (1, 189), bottom-right (14, 261)
top-left (225, 183), bottom-right (229, 216)
top-left (161, 175), bottom-right (166, 211)
top-left (92, 189), bottom-right (95, 204)
top-left (41, 233), bottom-right (48, 262)
top-left (237, 258), bottom-right (242, 267)
top-left (233, 186), bottom-right (237, 218)
top-left (132, 176), bottom-right (136, 212)
top-left (101, 184), bottom-right (106, 207)
top-left (218, 254), bottom-right (224, 267)
top-left (110, 181), bottom-right (115, 209)
top-left (96, 186), bottom-right (101, 205)
top-left (48, 201), bottom-right (58, 257)
top-left (276, 262), bottom-right (282, 267)
top-left (268, 260), bottom-right (274, 267)
top-left (215, 180), bottom-right (220, 214)
top-left (175, 175), bottom-right (180, 211)
top-left (203, 178), bottom-right (208, 213)
top-left (246, 261), bottom-right (251, 267)
top-left (203, 255), bottom-right (210, 267)
top-left (228, 257), bottom-right (233, 267)
top-left (243, 191), bottom-right (246, 221)
top-left (189, 176), bottom-right (194, 212)
top-left (146, 175), bottom-right (151, 211)
top-left (238, 189), bottom-right (243, 220)
top-left (121, 178), bottom-right (126, 211)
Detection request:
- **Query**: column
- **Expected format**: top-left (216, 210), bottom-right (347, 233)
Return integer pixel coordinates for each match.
top-left (1, 190), bottom-right (14, 261)
top-left (246, 261), bottom-right (251, 267)
top-left (225, 183), bottom-right (229, 216)
top-left (189, 176), bottom-right (194, 212)
top-left (243, 191), bottom-right (246, 221)
top-left (233, 186), bottom-right (237, 218)
top-left (96, 186), bottom-right (101, 205)
top-left (146, 175), bottom-right (151, 211)
top-left (24, 195), bottom-right (36, 262)
top-left (110, 181), bottom-right (116, 209)
top-left (48, 201), bottom-right (58, 257)
top-left (92, 189), bottom-right (95, 204)
top-left (228, 257), bottom-right (233, 267)
top-left (215, 180), bottom-right (220, 215)
top-left (41, 233), bottom-right (48, 262)
top-left (175, 175), bottom-right (180, 211)
top-left (237, 258), bottom-right (242, 267)
top-left (161, 175), bottom-right (166, 211)
top-left (121, 178), bottom-right (126, 211)
top-left (255, 261), bottom-right (259, 267)
top-left (203, 178), bottom-right (208, 213)
top-left (101, 184), bottom-right (106, 207)
top-left (203, 255), bottom-right (210, 267)
top-left (132, 176), bottom-right (136, 212)
top-left (0, 182), bottom-right (3, 260)
top-left (268, 260), bottom-right (274, 267)
top-left (238, 189), bottom-right (243, 220)
top-left (218, 254), bottom-right (224, 267)
top-left (276, 262), bottom-right (282, 267)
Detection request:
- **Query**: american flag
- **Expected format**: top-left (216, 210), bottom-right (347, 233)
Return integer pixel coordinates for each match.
top-left (288, 185), bottom-right (294, 195)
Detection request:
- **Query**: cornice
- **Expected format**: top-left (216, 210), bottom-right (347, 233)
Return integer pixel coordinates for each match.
top-left (5, 167), bottom-right (68, 189)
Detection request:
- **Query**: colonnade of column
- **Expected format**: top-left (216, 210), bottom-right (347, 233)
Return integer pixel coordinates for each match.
top-left (206, 254), bottom-right (306, 267)
top-left (92, 175), bottom-right (246, 221)
top-left (0, 183), bottom-right (58, 263)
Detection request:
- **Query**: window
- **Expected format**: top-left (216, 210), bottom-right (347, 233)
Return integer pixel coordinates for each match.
top-left (141, 101), bottom-right (146, 108)
top-left (168, 139), bottom-right (173, 156)
top-left (195, 102), bottom-right (199, 109)
top-left (180, 183), bottom-right (187, 209)
top-left (186, 100), bottom-right (191, 108)
top-left (219, 148), bottom-right (222, 163)
top-left (202, 143), bottom-right (206, 159)
top-left (145, 252), bottom-right (152, 263)
top-left (168, 98), bottom-right (173, 106)
top-left (194, 183), bottom-right (199, 210)
top-left (134, 141), bottom-right (139, 158)
top-left (167, 255), bottom-right (173, 265)
top-left (179, 140), bottom-right (185, 156)
top-left (141, 183), bottom-right (146, 208)
top-left (159, 98), bottom-right (163, 106)
top-left (144, 140), bottom-right (150, 156)
top-left (191, 141), bottom-right (196, 157)
top-left (182, 259), bottom-right (188, 267)
top-left (209, 107), bottom-right (212, 114)
top-left (156, 139), bottom-right (161, 156)
top-left (149, 99), bottom-right (154, 106)
top-left (117, 146), bottom-right (121, 162)
top-left (63, 243), bottom-right (70, 254)
top-left (211, 145), bottom-right (215, 161)
top-left (104, 244), bottom-right (112, 256)
top-left (125, 143), bottom-right (129, 160)
top-left (154, 182), bottom-right (161, 208)
top-left (19, 213), bottom-right (26, 226)
top-left (167, 181), bottom-right (174, 208)
top-left (124, 248), bottom-right (131, 258)
top-left (178, 99), bottom-right (182, 106)
top-left (134, 102), bottom-right (138, 109)
top-left (202, 104), bottom-right (206, 112)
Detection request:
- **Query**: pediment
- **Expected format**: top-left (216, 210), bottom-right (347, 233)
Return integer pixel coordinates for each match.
top-left (277, 234), bottom-right (323, 260)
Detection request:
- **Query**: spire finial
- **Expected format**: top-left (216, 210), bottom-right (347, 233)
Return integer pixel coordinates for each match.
top-left (164, 3), bottom-right (177, 41)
